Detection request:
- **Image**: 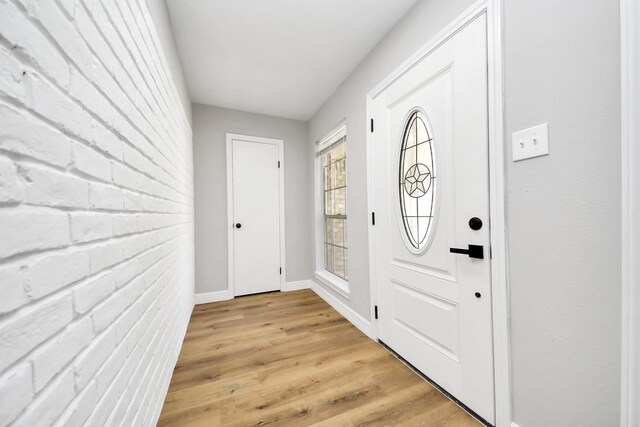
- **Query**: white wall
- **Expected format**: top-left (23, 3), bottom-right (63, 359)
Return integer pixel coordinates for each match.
top-left (0, 0), bottom-right (194, 425)
top-left (504, 0), bottom-right (621, 425)
top-left (146, 0), bottom-right (191, 124)
top-left (309, 0), bottom-right (622, 425)
top-left (193, 104), bottom-right (312, 294)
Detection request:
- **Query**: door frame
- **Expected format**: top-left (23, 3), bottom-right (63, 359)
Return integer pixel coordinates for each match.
top-left (226, 133), bottom-right (286, 296)
top-left (364, 0), bottom-right (511, 425)
top-left (621, 0), bottom-right (639, 424)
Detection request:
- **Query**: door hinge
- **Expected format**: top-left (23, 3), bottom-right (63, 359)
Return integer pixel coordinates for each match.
top-left (279, 267), bottom-right (282, 275)
top-left (371, 212), bottom-right (376, 226)
top-left (370, 118), bottom-right (374, 133)
top-left (277, 161), bottom-right (281, 168)
top-left (374, 305), bottom-right (379, 319)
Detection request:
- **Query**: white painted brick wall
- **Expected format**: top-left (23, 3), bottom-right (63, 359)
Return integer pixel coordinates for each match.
top-left (0, 0), bottom-right (195, 425)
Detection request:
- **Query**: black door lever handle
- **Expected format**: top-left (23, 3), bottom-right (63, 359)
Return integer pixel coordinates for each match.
top-left (450, 244), bottom-right (484, 259)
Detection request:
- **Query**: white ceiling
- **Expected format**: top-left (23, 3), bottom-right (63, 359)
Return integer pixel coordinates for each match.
top-left (166, 0), bottom-right (420, 120)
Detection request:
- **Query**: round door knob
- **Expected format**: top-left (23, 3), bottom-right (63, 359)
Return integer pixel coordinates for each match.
top-left (475, 292), bottom-right (482, 299)
top-left (235, 223), bottom-right (242, 229)
top-left (469, 217), bottom-right (483, 230)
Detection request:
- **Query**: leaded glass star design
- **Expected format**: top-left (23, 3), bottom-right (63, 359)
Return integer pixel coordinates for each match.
top-left (404, 163), bottom-right (431, 198)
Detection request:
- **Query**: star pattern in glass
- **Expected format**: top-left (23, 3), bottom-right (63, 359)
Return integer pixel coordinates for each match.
top-left (399, 110), bottom-right (437, 250)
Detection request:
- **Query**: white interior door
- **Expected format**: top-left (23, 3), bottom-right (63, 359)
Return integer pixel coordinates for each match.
top-left (371, 15), bottom-right (495, 423)
top-left (228, 135), bottom-right (283, 296)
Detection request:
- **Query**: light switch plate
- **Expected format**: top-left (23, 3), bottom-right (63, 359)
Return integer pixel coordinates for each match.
top-left (512, 123), bottom-right (549, 161)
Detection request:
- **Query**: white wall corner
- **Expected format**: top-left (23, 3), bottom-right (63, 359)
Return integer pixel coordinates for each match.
top-left (310, 280), bottom-right (372, 339)
top-left (151, 303), bottom-right (192, 426)
top-left (282, 280), bottom-right (314, 292)
top-left (194, 290), bottom-right (233, 305)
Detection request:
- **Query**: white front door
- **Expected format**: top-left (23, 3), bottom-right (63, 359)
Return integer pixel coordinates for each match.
top-left (228, 134), bottom-right (283, 296)
top-left (370, 15), bottom-right (495, 423)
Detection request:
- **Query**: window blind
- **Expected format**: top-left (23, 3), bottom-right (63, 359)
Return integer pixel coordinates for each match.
top-left (316, 122), bottom-right (347, 156)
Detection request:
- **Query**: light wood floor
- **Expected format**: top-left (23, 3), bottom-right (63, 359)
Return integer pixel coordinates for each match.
top-left (158, 289), bottom-right (480, 426)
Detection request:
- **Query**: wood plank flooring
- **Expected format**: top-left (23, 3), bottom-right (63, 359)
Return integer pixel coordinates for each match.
top-left (158, 290), bottom-right (480, 426)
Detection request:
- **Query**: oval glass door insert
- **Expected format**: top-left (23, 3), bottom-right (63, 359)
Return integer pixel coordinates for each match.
top-left (399, 110), bottom-right (437, 251)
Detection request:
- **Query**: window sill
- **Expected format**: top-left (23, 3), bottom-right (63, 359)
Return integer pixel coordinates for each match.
top-left (313, 270), bottom-right (350, 300)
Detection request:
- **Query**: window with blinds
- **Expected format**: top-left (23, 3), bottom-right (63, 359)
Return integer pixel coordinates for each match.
top-left (317, 124), bottom-right (347, 280)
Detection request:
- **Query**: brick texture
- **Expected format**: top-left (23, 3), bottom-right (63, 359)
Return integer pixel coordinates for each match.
top-left (0, 0), bottom-right (194, 425)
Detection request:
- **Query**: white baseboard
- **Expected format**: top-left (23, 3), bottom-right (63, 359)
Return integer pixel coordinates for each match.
top-left (194, 290), bottom-right (233, 305)
top-left (282, 280), bottom-right (313, 292)
top-left (310, 280), bottom-right (373, 338)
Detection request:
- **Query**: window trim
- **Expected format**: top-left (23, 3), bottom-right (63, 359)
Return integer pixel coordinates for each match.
top-left (314, 121), bottom-right (350, 297)
top-left (621, 0), bottom-right (640, 423)
top-left (314, 270), bottom-right (350, 299)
